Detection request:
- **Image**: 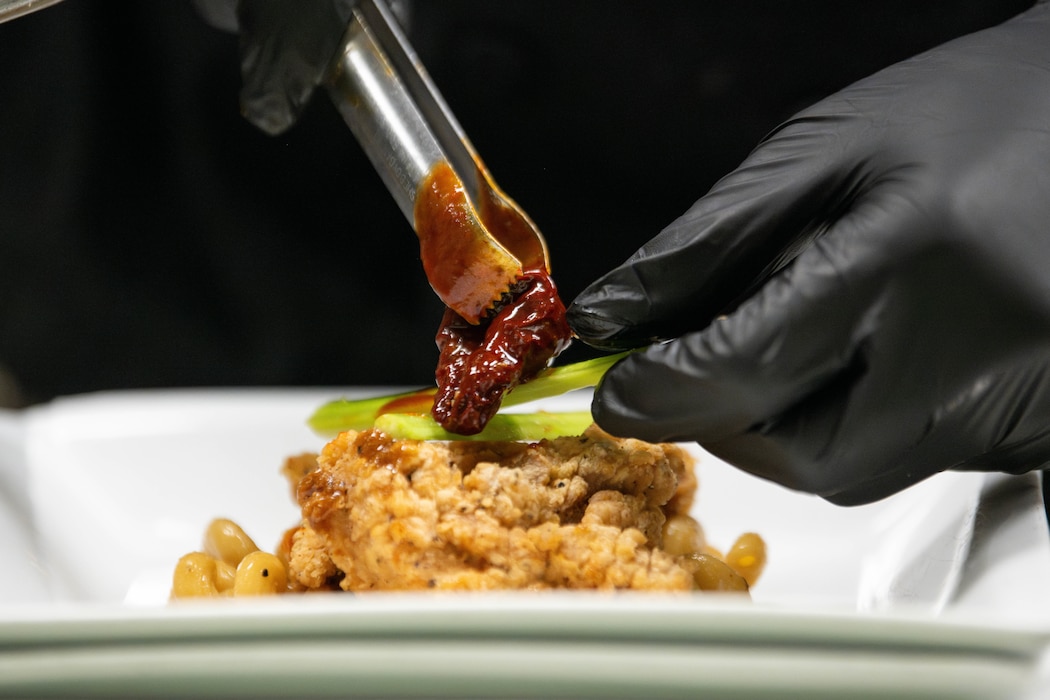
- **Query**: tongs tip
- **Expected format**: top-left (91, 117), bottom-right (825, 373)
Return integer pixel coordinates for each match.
top-left (415, 160), bottom-right (548, 324)
top-left (328, 0), bottom-right (549, 325)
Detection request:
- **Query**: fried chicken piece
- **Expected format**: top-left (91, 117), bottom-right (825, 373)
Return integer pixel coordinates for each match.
top-left (284, 424), bottom-right (700, 592)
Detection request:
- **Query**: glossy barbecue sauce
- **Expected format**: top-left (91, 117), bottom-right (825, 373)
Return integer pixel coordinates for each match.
top-left (415, 161), bottom-right (572, 435)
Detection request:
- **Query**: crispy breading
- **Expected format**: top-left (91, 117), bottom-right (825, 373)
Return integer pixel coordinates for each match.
top-left (280, 452), bottom-right (320, 501)
top-left (284, 424), bottom-right (701, 591)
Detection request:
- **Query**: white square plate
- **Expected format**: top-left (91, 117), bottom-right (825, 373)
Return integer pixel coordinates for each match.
top-left (0, 389), bottom-right (1047, 698)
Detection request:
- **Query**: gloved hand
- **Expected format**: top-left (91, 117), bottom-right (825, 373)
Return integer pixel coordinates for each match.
top-left (567, 3), bottom-right (1050, 505)
top-left (194, 0), bottom-right (355, 135)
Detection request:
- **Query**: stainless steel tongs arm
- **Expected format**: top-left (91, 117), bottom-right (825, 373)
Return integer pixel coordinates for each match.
top-left (326, 0), bottom-right (480, 222)
top-left (0, 0), bottom-right (64, 24)
top-left (325, 0), bottom-right (549, 323)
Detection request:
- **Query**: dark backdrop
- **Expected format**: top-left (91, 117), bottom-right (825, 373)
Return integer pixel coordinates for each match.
top-left (0, 1), bottom-right (1033, 405)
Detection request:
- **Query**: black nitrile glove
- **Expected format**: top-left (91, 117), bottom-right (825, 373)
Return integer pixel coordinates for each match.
top-left (195, 0), bottom-right (355, 135)
top-left (567, 3), bottom-right (1050, 505)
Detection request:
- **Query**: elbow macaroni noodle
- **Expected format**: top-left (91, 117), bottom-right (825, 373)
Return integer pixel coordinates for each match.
top-left (172, 518), bottom-right (290, 598)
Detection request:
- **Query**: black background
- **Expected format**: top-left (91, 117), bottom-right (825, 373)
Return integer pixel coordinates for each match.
top-left (0, 1), bottom-right (1033, 405)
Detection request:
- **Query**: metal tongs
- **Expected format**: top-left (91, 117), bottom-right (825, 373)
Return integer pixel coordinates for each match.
top-left (326, 0), bottom-right (549, 324)
top-left (0, 0), bottom-right (64, 23)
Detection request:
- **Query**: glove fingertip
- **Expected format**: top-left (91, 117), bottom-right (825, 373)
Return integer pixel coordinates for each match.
top-left (238, 33), bottom-right (324, 135)
top-left (588, 351), bottom-right (696, 444)
top-left (568, 270), bottom-right (655, 349)
top-left (590, 391), bottom-right (663, 443)
top-left (240, 87), bottom-right (302, 136)
top-left (566, 302), bottom-right (635, 351)
top-left (194, 0), bottom-right (239, 32)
